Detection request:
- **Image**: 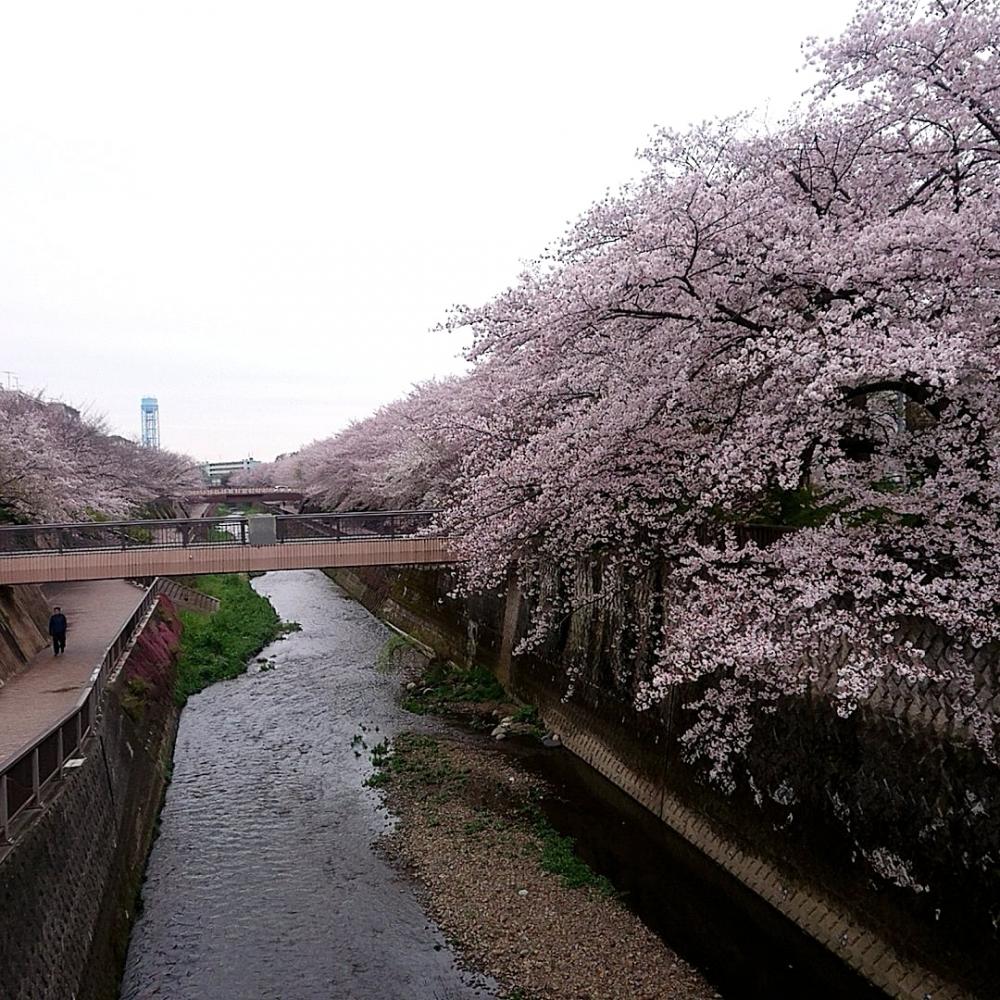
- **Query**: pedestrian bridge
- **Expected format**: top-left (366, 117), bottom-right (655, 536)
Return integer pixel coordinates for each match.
top-left (172, 485), bottom-right (306, 505)
top-left (0, 511), bottom-right (457, 585)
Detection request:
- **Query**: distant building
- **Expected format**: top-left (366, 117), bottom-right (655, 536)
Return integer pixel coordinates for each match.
top-left (200, 458), bottom-right (259, 486)
top-left (140, 396), bottom-right (160, 449)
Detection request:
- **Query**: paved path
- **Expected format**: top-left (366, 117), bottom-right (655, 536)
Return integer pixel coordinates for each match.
top-left (0, 580), bottom-right (147, 762)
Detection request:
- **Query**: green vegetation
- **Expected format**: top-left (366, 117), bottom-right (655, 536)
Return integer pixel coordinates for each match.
top-left (206, 526), bottom-right (238, 542)
top-left (364, 733), bottom-right (469, 794)
top-left (375, 632), bottom-right (418, 674)
top-left (120, 677), bottom-right (152, 721)
top-left (402, 659), bottom-right (505, 714)
top-left (125, 525), bottom-right (155, 544)
top-left (511, 704), bottom-right (541, 727)
top-left (741, 485), bottom-right (839, 529)
top-left (368, 733), bottom-right (614, 897)
top-left (174, 574), bottom-right (284, 703)
top-left (535, 819), bottom-right (614, 894)
top-left (511, 789), bottom-right (615, 895)
top-left (745, 482), bottom-right (927, 531)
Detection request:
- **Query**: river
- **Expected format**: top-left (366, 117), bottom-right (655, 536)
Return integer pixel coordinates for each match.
top-left (120, 569), bottom-right (496, 1000)
top-left (121, 568), bottom-right (883, 1000)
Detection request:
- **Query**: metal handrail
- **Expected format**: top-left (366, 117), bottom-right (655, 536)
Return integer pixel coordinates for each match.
top-left (0, 509), bottom-right (441, 534)
top-left (0, 509), bottom-right (445, 558)
top-left (0, 584), bottom-right (160, 844)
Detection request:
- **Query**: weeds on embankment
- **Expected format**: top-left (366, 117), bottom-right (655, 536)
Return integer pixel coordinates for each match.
top-left (173, 574), bottom-right (293, 703)
top-left (365, 732), bottom-right (613, 896)
top-left (399, 658), bottom-right (506, 715)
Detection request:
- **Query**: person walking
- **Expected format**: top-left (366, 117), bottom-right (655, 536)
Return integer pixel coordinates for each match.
top-left (48, 606), bottom-right (67, 656)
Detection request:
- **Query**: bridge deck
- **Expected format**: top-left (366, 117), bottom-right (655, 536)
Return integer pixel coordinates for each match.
top-left (176, 487), bottom-right (304, 504)
top-left (0, 536), bottom-right (456, 585)
top-left (0, 510), bottom-right (458, 585)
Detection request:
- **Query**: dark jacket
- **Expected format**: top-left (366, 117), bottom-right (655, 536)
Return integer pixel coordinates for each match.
top-left (48, 613), bottom-right (67, 636)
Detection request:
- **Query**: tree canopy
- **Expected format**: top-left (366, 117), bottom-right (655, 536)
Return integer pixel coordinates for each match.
top-left (0, 391), bottom-right (199, 523)
top-left (246, 0), bottom-right (1000, 781)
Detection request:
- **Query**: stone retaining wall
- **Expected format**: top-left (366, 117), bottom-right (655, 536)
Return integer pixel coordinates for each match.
top-left (327, 565), bottom-right (992, 999)
top-left (0, 600), bottom-right (181, 1000)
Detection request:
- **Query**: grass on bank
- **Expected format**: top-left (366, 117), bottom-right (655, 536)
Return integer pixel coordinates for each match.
top-left (366, 732), bottom-right (614, 896)
top-left (400, 658), bottom-right (506, 714)
top-left (173, 574), bottom-right (289, 703)
top-left (536, 819), bottom-right (615, 894)
top-left (364, 733), bottom-right (467, 791)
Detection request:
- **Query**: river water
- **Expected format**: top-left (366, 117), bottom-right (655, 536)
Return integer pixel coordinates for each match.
top-left (120, 569), bottom-right (496, 1000)
top-left (122, 568), bottom-right (883, 1000)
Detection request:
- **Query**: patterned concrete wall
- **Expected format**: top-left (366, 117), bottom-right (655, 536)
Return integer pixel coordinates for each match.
top-left (535, 696), bottom-right (968, 1000)
top-left (0, 725), bottom-right (118, 999)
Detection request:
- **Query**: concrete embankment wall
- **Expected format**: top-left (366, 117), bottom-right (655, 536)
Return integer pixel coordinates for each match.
top-left (0, 599), bottom-right (181, 1000)
top-left (328, 565), bottom-right (994, 1000)
top-left (0, 584), bottom-right (50, 685)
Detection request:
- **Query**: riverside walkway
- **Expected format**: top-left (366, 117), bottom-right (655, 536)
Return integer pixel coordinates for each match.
top-left (0, 510), bottom-right (457, 586)
top-left (0, 580), bottom-right (147, 762)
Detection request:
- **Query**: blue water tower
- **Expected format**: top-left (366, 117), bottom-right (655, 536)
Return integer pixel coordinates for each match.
top-left (140, 396), bottom-right (160, 449)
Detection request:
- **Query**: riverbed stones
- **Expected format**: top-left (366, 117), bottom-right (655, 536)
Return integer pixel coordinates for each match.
top-left (377, 734), bottom-right (714, 1000)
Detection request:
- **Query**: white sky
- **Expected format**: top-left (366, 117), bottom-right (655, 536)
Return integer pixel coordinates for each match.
top-left (0, 0), bottom-right (859, 462)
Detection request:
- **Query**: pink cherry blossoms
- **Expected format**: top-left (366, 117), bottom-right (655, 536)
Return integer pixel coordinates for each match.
top-left (252, 0), bottom-right (1000, 782)
top-left (0, 390), bottom-right (199, 522)
top-left (236, 378), bottom-right (469, 512)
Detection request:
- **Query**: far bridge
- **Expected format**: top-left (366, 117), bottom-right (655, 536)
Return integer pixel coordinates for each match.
top-left (0, 511), bottom-right (456, 585)
top-left (171, 485), bottom-right (306, 505)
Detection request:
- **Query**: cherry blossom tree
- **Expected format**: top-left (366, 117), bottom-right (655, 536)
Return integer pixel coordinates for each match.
top-left (238, 379), bottom-right (467, 511)
top-left (440, 0), bottom-right (1000, 781)
top-left (0, 390), bottom-right (199, 523)
top-left (244, 0), bottom-right (1000, 783)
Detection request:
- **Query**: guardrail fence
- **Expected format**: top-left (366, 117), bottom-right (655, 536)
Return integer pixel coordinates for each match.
top-left (0, 585), bottom-right (159, 843)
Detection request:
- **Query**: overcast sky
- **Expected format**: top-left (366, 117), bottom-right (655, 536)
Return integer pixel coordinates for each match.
top-left (0, 0), bottom-right (859, 462)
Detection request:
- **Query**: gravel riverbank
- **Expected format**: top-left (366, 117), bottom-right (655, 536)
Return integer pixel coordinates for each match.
top-left (371, 729), bottom-right (717, 1000)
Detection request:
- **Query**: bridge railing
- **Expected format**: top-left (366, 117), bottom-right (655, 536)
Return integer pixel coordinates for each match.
top-left (0, 510), bottom-right (443, 557)
top-left (0, 583), bottom-right (159, 843)
top-left (275, 510), bottom-right (438, 543)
